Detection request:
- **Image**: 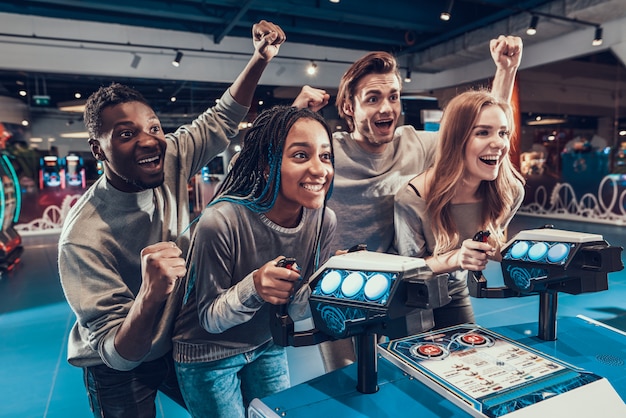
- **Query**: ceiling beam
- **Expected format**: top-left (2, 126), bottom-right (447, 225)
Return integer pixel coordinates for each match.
top-left (214, 0), bottom-right (254, 44)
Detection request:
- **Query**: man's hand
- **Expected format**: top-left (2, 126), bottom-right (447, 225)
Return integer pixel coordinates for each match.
top-left (490, 35), bottom-right (523, 71)
top-left (292, 85), bottom-right (331, 112)
top-left (139, 242), bottom-right (187, 303)
top-left (252, 20), bottom-right (286, 62)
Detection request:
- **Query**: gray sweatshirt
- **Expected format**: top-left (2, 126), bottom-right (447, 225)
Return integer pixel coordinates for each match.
top-left (58, 91), bottom-right (248, 370)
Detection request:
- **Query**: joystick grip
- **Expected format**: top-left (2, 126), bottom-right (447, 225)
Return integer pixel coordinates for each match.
top-left (276, 257), bottom-right (298, 315)
top-left (472, 231), bottom-right (490, 279)
top-left (276, 257), bottom-right (297, 270)
top-left (473, 230), bottom-right (490, 244)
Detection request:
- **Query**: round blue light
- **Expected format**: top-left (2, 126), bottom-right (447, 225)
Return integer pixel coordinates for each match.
top-left (341, 272), bottom-right (365, 298)
top-left (528, 242), bottom-right (549, 261)
top-left (320, 270), bottom-right (342, 294)
top-left (364, 273), bottom-right (390, 301)
top-left (547, 243), bottom-right (570, 263)
top-left (510, 241), bottom-right (530, 259)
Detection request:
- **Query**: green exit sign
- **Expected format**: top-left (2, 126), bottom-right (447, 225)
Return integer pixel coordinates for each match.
top-left (33, 95), bottom-right (51, 106)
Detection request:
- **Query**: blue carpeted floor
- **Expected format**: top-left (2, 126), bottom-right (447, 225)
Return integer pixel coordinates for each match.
top-left (1, 214), bottom-right (624, 417)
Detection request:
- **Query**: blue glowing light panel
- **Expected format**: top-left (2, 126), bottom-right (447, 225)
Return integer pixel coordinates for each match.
top-left (502, 229), bottom-right (603, 266)
top-left (311, 269), bottom-right (397, 306)
top-left (307, 251), bottom-right (432, 339)
top-left (499, 228), bottom-right (610, 294)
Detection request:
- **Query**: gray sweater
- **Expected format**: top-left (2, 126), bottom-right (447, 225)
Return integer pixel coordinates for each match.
top-left (173, 202), bottom-right (336, 363)
top-left (394, 182), bottom-right (524, 299)
top-left (329, 126), bottom-right (438, 254)
top-left (58, 91), bottom-right (248, 370)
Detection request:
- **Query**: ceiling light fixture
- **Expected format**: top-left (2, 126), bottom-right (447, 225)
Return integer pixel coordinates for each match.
top-left (526, 15), bottom-right (539, 35)
top-left (404, 68), bottom-right (412, 83)
top-left (131, 53), bottom-right (142, 69)
top-left (307, 61), bottom-right (318, 76)
top-left (592, 26), bottom-right (603, 46)
top-left (172, 50), bottom-right (183, 67)
top-left (523, 10), bottom-right (603, 46)
top-left (58, 99), bottom-right (87, 113)
top-left (440, 0), bottom-right (454, 21)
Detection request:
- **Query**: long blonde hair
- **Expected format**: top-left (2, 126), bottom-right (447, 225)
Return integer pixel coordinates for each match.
top-left (427, 90), bottom-right (525, 255)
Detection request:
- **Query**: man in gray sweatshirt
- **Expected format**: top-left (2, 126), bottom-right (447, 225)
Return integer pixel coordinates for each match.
top-left (58, 20), bottom-right (286, 418)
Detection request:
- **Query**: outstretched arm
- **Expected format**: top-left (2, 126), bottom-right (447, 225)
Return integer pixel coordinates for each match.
top-left (229, 20), bottom-right (286, 106)
top-left (489, 35), bottom-right (523, 103)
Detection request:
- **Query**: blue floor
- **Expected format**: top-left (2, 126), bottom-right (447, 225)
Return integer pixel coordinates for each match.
top-left (1, 214), bottom-right (625, 417)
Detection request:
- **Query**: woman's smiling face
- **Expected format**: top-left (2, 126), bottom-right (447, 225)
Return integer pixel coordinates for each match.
top-left (269, 117), bottom-right (333, 225)
top-left (462, 104), bottom-right (510, 187)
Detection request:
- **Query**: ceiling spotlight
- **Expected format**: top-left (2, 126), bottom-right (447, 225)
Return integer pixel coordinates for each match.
top-left (404, 68), bottom-right (412, 83)
top-left (526, 15), bottom-right (539, 36)
top-left (592, 26), bottom-right (603, 46)
top-left (131, 53), bottom-right (142, 69)
top-left (307, 61), bottom-right (318, 76)
top-left (172, 51), bottom-right (183, 67)
top-left (440, 0), bottom-right (454, 21)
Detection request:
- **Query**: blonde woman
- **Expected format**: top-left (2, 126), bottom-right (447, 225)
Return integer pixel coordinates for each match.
top-left (394, 90), bottom-right (525, 329)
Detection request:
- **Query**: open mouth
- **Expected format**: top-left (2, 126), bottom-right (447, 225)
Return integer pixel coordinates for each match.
top-left (479, 156), bottom-right (499, 166)
top-left (374, 119), bottom-right (393, 129)
top-left (302, 183), bottom-right (325, 192)
top-left (138, 155), bottom-right (161, 168)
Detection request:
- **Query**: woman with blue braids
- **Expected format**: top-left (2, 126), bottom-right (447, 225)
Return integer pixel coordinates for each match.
top-left (172, 105), bottom-right (336, 418)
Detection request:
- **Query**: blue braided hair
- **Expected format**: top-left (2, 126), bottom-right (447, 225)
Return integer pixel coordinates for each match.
top-left (210, 105), bottom-right (334, 211)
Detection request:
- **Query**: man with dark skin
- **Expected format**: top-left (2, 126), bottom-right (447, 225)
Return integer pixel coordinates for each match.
top-left (58, 20), bottom-right (286, 418)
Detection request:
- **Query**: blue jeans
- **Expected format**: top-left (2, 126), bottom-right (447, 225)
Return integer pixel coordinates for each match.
top-left (175, 341), bottom-right (290, 418)
top-left (84, 353), bottom-right (186, 418)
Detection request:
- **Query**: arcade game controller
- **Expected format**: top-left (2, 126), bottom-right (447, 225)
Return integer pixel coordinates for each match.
top-left (252, 230), bottom-right (625, 418)
top-left (469, 227), bottom-right (623, 340)
top-left (270, 250), bottom-right (451, 394)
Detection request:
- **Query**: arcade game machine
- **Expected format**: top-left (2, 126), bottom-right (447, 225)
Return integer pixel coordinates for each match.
top-left (38, 155), bottom-right (63, 190)
top-left (0, 152), bottom-right (23, 272)
top-left (61, 154), bottom-right (86, 188)
top-left (250, 228), bottom-right (625, 418)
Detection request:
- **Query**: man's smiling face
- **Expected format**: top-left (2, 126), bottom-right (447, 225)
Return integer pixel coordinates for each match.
top-left (92, 101), bottom-right (167, 192)
top-left (344, 72), bottom-right (402, 153)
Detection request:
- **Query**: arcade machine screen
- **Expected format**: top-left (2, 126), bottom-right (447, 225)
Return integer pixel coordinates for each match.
top-left (64, 154), bottom-right (86, 188)
top-left (39, 155), bottom-right (63, 189)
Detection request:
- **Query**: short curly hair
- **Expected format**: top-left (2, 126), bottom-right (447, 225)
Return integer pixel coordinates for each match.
top-left (83, 82), bottom-right (150, 139)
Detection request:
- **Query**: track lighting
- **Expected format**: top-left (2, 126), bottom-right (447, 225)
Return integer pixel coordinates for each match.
top-left (307, 61), bottom-right (318, 76)
top-left (172, 51), bottom-right (183, 67)
top-left (592, 26), bottom-right (603, 46)
top-left (526, 15), bottom-right (539, 36)
top-left (440, 0), bottom-right (454, 21)
top-left (523, 11), bottom-right (603, 47)
top-left (404, 68), bottom-right (412, 83)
